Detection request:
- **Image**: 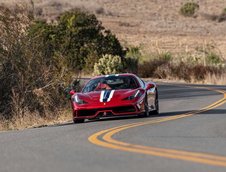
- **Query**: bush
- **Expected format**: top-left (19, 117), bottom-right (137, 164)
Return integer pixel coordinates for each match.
top-left (124, 57), bottom-right (139, 74)
top-left (206, 52), bottom-right (223, 65)
top-left (191, 65), bottom-right (223, 81)
top-left (138, 57), bottom-right (170, 78)
top-left (171, 62), bottom-right (192, 81)
top-left (195, 44), bottom-right (224, 65)
top-left (138, 57), bottom-right (223, 82)
top-left (180, 1), bottom-right (199, 17)
top-left (29, 9), bottom-right (124, 71)
top-left (124, 46), bottom-right (142, 74)
top-left (93, 54), bottom-right (124, 75)
top-left (0, 6), bottom-right (74, 120)
top-left (159, 52), bottom-right (172, 61)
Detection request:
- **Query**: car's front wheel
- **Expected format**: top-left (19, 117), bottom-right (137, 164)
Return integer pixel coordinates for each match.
top-left (140, 94), bottom-right (150, 117)
top-left (151, 90), bottom-right (159, 115)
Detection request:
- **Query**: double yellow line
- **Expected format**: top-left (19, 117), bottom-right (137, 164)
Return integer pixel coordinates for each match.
top-left (88, 87), bottom-right (226, 167)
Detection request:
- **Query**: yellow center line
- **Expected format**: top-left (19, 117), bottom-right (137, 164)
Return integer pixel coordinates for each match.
top-left (88, 87), bottom-right (226, 167)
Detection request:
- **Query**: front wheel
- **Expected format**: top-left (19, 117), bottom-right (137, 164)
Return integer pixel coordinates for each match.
top-left (151, 90), bottom-right (159, 115)
top-left (140, 95), bottom-right (150, 117)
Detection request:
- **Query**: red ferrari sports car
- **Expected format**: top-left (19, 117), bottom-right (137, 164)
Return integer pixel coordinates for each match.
top-left (69, 73), bottom-right (159, 123)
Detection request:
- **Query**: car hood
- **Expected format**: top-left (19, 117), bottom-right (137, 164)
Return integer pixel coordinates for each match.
top-left (76, 89), bottom-right (139, 103)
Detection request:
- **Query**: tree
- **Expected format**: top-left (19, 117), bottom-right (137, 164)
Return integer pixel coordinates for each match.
top-left (29, 9), bottom-right (125, 71)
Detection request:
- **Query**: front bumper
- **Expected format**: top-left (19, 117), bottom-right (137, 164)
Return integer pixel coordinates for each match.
top-left (73, 102), bottom-right (145, 119)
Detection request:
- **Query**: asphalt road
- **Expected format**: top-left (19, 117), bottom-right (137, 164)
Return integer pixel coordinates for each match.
top-left (0, 83), bottom-right (226, 172)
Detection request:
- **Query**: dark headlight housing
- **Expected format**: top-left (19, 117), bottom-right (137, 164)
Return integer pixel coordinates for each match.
top-left (73, 95), bottom-right (87, 105)
top-left (123, 90), bottom-right (142, 100)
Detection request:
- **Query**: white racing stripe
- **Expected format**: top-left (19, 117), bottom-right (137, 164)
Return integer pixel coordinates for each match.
top-left (100, 91), bottom-right (105, 102)
top-left (107, 90), bottom-right (115, 102)
top-left (100, 90), bottom-right (115, 102)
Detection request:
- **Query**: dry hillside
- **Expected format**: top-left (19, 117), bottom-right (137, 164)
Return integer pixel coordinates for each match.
top-left (1, 0), bottom-right (226, 58)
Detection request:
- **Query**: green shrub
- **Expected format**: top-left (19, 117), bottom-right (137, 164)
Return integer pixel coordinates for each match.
top-left (195, 44), bottom-right (224, 65)
top-left (206, 52), bottom-right (223, 65)
top-left (180, 1), bottom-right (199, 17)
top-left (124, 57), bottom-right (139, 74)
top-left (93, 54), bottom-right (124, 75)
top-left (29, 10), bottom-right (124, 71)
top-left (124, 46), bottom-right (142, 74)
top-left (126, 46), bottom-right (142, 59)
top-left (159, 52), bottom-right (172, 61)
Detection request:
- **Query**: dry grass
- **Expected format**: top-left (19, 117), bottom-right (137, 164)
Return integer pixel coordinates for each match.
top-left (0, 5), bottom-right (75, 131)
top-left (0, 109), bottom-right (71, 131)
top-left (204, 73), bottom-right (226, 85)
top-left (0, 0), bottom-right (107, 21)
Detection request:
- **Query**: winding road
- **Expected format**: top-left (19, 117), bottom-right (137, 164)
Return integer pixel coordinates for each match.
top-left (0, 83), bottom-right (226, 172)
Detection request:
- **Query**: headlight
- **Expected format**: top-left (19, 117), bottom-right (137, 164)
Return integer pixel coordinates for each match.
top-left (123, 90), bottom-right (142, 100)
top-left (73, 95), bottom-right (87, 105)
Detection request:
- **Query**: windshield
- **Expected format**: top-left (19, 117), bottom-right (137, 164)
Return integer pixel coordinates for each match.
top-left (82, 76), bottom-right (139, 93)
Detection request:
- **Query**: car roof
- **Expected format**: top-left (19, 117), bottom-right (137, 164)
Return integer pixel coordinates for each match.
top-left (92, 73), bottom-right (138, 79)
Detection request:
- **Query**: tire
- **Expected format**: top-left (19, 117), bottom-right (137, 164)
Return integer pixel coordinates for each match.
top-left (151, 90), bottom-right (159, 115)
top-left (140, 94), bottom-right (149, 117)
top-left (73, 118), bottom-right (85, 124)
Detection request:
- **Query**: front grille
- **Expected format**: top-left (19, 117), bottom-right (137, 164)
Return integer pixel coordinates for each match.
top-left (112, 106), bottom-right (136, 113)
top-left (77, 106), bottom-right (137, 117)
top-left (97, 111), bottom-right (113, 117)
top-left (78, 110), bottom-right (97, 116)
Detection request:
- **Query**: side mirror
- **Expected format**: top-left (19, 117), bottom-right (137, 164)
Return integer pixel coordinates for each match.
top-left (70, 90), bottom-right (76, 95)
top-left (146, 83), bottom-right (155, 90)
top-left (64, 87), bottom-right (75, 100)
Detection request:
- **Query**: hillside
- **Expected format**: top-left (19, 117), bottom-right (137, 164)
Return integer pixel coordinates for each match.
top-left (1, 0), bottom-right (226, 58)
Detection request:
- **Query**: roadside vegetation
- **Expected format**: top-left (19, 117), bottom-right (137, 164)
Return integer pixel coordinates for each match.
top-left (179, 1), bottom-right (226, 23)
top-left (180, 1), bottom-right (199, 17)
top-left (206, 7), bottom-right (226, 23)
top-left (0, 5), bottom-right (124, 130)
top-left (137, 44), bottom-right (225, 82)
top-left (94, 54), bottom-right (124, 75)
top-left (0, 4), bottom-right (226, 130)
